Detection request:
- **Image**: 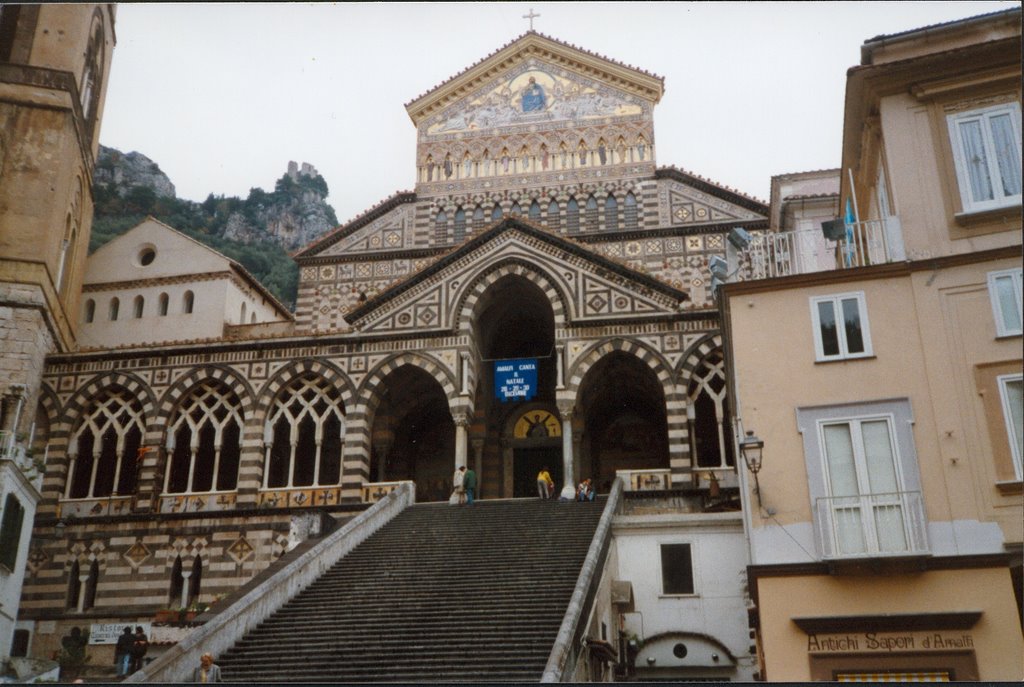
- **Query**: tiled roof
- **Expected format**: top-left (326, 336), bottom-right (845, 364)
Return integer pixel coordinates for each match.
top-left (405, 30), bottom-right (664, 108)
top-left (782, 192), bottom-right (839, 201)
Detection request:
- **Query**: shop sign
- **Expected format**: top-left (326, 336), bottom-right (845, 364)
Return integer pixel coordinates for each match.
top-left (494, 359), bottom-right (537, 401)
top-left (808, 631), bottom-right (974, 654)
top-left (89, 622), bottom-right (151, 645)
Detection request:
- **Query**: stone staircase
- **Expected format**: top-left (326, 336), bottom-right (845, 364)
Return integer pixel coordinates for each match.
top-left (217, 497), bottom-right (607, 682)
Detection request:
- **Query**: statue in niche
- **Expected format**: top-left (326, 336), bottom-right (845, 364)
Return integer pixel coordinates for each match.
top-left (578, 141), bottom-right (588, 166)
top-left (443, 154), bottom-right (453, 179)
top-left (559, 142), bottom-right (568, 168)
top-left (520, 76), bottom-right (546, 112)
top-left (426, 155), bottom-right (435, 181)
top-left (501, 148), bottom-right (511, 173)
top-left (637, 135), bottom-right (647, 161)
top-left (463, 154), bottom-right (473, 178)
top-left (540, 143), bottom-right (549, 170)
top-left (617, 137), bottom-right (627, 164)
top-left (520, 146), bottom-right (530, 171)
top-left (598, 140), bottom-right (607, 165)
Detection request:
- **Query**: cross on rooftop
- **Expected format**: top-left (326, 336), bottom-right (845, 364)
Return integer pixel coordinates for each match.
top-left (523, 8), bottom-right (540, 31)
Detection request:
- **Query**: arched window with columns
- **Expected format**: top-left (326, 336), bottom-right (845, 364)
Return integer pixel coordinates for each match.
top-left (687, 349), bottom-right (735, 469)
top-left (547, 199), bottom-right (559, 229)
top-left (66, 390), bottom-right (145, 499)
top-left (434, 209), bottom-right (447, 244)
top-left (473, 205), bottom-right (486, 231)
top-left (491, 203), bottom-right (503, 222)
top-left (164, 381), bottom-right (243, 494)
top-left (263, 375), bottom-right (345, 489)
top-left (585, 194), bottom-right (599, 230)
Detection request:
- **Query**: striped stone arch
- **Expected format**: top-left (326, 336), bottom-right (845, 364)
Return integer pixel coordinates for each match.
top-left (453, 258), bottom-right (570, 338)
top-left (677, 333), bottom-right (724, 391)
top-left (253, 358), bottom-right (355, 422)
top-left (58, 371), bottom-right (158, 435)
top-left (35, 381), bottom-right (61, 434)
top-left (155, 365), bottom-right (256, 427)
top-left (354, 351), bottom-right (460, 418)
top-left (565, 337), bottom-right (675, 398)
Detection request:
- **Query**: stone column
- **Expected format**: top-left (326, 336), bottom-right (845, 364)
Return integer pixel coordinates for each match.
top-left (453, 413), bottom-right (469, 470)
top-left (558, 403), bottom-right (576, 500)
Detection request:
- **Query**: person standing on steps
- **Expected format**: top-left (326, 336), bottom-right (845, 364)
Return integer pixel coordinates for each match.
top-left (191, 652), bottom-right (223, 682)
top-left (114, 625), bottom-right (133, 677)
top-left (537, 466), bottom-right (554, 499)
top-left (463, 465), bottom-right (477, 504)
top-left (128, 625), bottom-right (148, 674)
top-left (452, 465), bottom-right (467, 505)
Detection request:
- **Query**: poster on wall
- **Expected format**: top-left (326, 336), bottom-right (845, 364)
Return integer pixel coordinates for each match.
top-left (494, 359), bottom-right (537, 402)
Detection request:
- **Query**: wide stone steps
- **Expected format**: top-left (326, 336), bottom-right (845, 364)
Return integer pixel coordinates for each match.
top-left (218, 498), bottom-right (606, 682)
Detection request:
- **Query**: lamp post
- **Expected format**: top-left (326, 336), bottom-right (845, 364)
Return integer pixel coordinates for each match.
top-left (739, 430), bottom-right (765, 508)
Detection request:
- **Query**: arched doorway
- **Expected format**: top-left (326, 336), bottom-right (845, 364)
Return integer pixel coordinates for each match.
top-left (369, 365), bottom-right (454, 502)
top-left (577, 351), bottom-right (669, 491)
top-left (470, 273), bottom-right (557, 498)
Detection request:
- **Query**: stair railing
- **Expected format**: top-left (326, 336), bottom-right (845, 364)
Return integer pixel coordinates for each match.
top-left (541, 477), bottom-right (623, 682)
top-left (124, 481), bottom-right (416, 683)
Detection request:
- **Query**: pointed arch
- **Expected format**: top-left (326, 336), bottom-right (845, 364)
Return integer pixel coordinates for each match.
top-left (453, 206), bottom-right (466, 242)
top-left (491, 203), bottom-right (503, 221)
top-left (254, 358), bottom-right (354, 422)
top-left (453, 259), bottom-right (571, 340)
top-left (434, 209), bottom-right (448, 243)
top-left (624, 191), bottom-right (638, 230)
top-left (566, 337), bottom-right (674, 397)
top-left (472, 205), bottom-right (486, 231)
top-left (528, 199), bottom-right (541, 221)
top-left (585, 194), bottom-right (599, 230)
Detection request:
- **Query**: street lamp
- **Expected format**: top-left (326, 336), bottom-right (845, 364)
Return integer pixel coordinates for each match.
top-left (739, 430), bottom-right (765, 507)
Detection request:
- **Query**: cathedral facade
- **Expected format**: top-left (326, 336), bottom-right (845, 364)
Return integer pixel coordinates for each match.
top-left (13, 31), bottom-right (763, 677)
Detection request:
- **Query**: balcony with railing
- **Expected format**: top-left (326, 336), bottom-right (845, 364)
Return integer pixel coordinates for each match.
top-left (814, 489), bottom-right (929, 560)
top-left (748, 217), bottom-right (905, 280)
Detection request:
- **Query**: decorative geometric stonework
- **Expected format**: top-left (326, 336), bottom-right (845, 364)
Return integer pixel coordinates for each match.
top-left (26, 546), bottom-right (49, 574)
top-left (227, 537), bottom-right (254, 564)
top-left (123, 541), bottom-right (151, 569)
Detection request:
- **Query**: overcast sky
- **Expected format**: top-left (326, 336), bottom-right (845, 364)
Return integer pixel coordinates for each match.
top-left (99, 1), bottom-right (1018, 223)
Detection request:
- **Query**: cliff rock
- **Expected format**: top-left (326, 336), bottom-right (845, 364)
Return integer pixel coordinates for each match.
top-left (95, 145), bottom-right (177, 198)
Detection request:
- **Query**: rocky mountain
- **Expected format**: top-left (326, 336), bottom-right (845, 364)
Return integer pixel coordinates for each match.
top-left (90, 148), bottom-right (342, 308)
top-left (95, 146), bottom-right (177, 198)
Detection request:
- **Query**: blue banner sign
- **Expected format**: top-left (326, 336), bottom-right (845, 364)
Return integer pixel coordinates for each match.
top-left (495, 359), bottom-right (538, 402)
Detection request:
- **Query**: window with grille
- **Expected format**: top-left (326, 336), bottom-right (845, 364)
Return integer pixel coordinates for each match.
top-left (66, 390), bottom-right (145, 499)
top-left (473, 206), bottom-right (486, 231)
top-left (453, 207), bottom-right (466, 242)
top-left (263, 376), bottom-right (346, 489)
top-left (605, 194), bottom-right (618, 232)
top-left (567, 197), bottom-right (580, 234)
top-left (434, 210), bottom-right (447, 244)
top-left (585, 195), bottom-right (599, 230)
top-left (165, 381), bottom-right (243, 494)
top-left (624, 192), bottom-right (638, 230)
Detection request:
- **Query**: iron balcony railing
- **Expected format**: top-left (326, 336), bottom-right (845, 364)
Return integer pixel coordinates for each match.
top-left (814, 489), bottom-right (928, 560)
top-left (749, 217), bottom-right (905, 280)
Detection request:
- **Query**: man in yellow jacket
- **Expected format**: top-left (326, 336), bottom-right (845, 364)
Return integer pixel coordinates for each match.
top-left (537, 467), bottom-right (554, 499)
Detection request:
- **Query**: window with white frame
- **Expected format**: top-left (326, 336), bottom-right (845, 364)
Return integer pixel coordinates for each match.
top-left (998, 374), bottom-right (1023, 481)
top-left (810, 292), bottom-right (873, 361)
top-left (988, 268), bottom-right (1023, 337)
top-left (947, 102), bottom-right (1022, 213)
top-left (660, 543), bottom-right (695, 595)
top-left (797, 399), bottom-right (927, 560)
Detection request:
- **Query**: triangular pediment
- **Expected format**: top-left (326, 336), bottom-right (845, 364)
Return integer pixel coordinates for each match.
top-left (293, 192), bottom-right (417, 259)
top-left (406, 32), bottom-right (664, 136)
top-left (345, 218), bottom-right (688, 336)
top-left (655, 168), bottom-right (769, 226)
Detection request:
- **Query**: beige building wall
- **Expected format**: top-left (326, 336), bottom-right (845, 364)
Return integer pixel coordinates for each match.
top-left (756, 570), bottom-right (1022, 681)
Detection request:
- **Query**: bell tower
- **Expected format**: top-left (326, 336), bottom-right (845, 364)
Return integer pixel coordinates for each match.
top-left (0, 5), bottom-right (116, 441)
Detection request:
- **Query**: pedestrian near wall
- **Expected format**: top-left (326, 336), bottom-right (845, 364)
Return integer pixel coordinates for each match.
top-left (463, 465), bottom-right (477, 504)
